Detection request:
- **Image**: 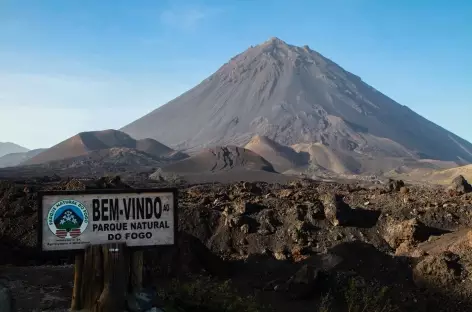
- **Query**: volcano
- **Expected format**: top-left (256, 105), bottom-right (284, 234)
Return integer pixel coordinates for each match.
top-left (121, 37), bottom-right (472, 165)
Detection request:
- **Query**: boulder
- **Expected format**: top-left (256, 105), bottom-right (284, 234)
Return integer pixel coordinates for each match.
top-left (295, 202), bottom-right (324, 225)
top-left (284, 264), bottom-right (321, 299)
top-left (321, 193), bottom-right (351, 226)
top-left (257, 210), bottom-right (277, 235)
top-left (447, 175), bottom-right (472, 195)
top-left (241, 181), bottom-right (262, 194)
top-left (233, 201), bottom-right (262, 215)
top-left (404, 228), bottom-right (472, 257)
top-left (383, 218), bottom-right (432, 249)
top-left (287, 221), bottom-right (310, 245)
top-left (386, 179), bottom-right (405, 192)
top-left (413, 251), bottom-right (463, 289)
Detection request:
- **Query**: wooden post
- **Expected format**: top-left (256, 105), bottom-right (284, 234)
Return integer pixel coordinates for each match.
top-left (71, 253), bottom-right (84, 310)
top-left (71, 243), bottom-right (143, 312)
top-left (130, 250), bottom-right (144, 293)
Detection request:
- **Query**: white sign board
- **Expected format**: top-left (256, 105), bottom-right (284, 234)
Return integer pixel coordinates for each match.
top-left (39, 189), bottom-right (177, 251)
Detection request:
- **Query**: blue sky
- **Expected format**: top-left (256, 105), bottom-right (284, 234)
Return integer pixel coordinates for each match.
top-left (0, 0), bottom-right (470, 149)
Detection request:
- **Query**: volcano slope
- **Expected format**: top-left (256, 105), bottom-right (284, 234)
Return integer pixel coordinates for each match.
top-left (1, 176), bottom-right (472, 311)
top-left (121, 37), bottom-right (472, 168)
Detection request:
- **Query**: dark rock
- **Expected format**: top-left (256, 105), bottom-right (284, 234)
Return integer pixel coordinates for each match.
top-left (448, 175), bottom-right (472, 195)
top-left (285, 264), bottom-right (322, 299)
top-left (257, 210), bottom-right (277, 235)
top-left (240, 223), bottom-right (250, 234)
top-left (242, 181), bottom-right (262, 194)
top-left (383, 218), bottom-right (434, 249)
top-left (200, 196), bottom-right (211, 206)
top-left (413, 251), bottom-right (463, 289)
top-left (288, 221), bottom-right (310, 245)
top-left (127, 288), bottom-right (155, 312)
top-left (234, 201), bottom-right (263, 215)
top-left (225, 215), bottom-right (249, 228)
top-left (386, 179), bottom-right (405, 192)
top-left (258, 221), bottom-right (276, 236)
top-left (321, 193), bottom-right (351, 226)
top-left (294, 202), bottom-right (324, 224)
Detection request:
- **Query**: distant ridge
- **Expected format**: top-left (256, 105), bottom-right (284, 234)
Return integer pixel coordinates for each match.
top-left (387, 164), bottom-right (472, 185)
top-left (0, 142), bottom-right (28, 158)
top-left (121, 37), bottom-right (472, 165)
top-left (0, 149), bottom-right (46, 168)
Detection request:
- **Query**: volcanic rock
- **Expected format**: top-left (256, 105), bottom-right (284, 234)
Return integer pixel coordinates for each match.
top-left (386, 178), bottom-right (405, 192)
top-left (383, 218), bottom-right (432, 249)
top-left (413, 251), bottom-right (464, 289)
top-left (257, 209), bottom-right (278, 235)
top-left (321, 193), bottom-right (352, 226)
top-left (447, 175), bottom-right (472, 195)
top-left (284, 264), bottom-right (321, 299)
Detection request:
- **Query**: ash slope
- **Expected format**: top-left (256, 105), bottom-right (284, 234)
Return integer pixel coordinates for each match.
top-left (24, 129), bottom-right (186, 165)
top-left (122, 37), bottom-right (472, 163)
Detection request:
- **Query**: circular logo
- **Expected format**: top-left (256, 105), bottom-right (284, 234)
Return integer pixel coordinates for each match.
top-left (47, 199), bottom-right (89, 239)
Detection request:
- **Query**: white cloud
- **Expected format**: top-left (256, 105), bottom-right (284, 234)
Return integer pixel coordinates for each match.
top-left (159, 6), bottom-right (223, 31)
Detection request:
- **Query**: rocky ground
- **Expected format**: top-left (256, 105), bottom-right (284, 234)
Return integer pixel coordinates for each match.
top-left (1, 175), bottom-right (472, 311)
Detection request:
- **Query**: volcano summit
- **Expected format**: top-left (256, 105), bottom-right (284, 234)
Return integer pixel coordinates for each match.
top-left (123, 37), bottom-right (472, 165)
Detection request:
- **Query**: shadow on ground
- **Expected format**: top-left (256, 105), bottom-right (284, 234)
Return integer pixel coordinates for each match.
top-left (2, 233), bottom-right (472, 312)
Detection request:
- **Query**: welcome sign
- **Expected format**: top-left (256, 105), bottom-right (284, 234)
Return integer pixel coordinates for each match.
top-left (39, 188), bottom-right (177, 251)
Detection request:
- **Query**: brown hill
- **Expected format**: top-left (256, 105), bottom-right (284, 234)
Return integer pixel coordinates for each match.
top-left (244, 135), bottom-right (308, 172)
top-left (23, 129), bottom-right (185, 165)
top-left (291, 143), bottom-right (360, 174)
top-left (149, 145), bottom-right (291, 184)
top-left (121, 37), bottom-right (472, 165)
top-left (157, 145), bottom-right (274, 174)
